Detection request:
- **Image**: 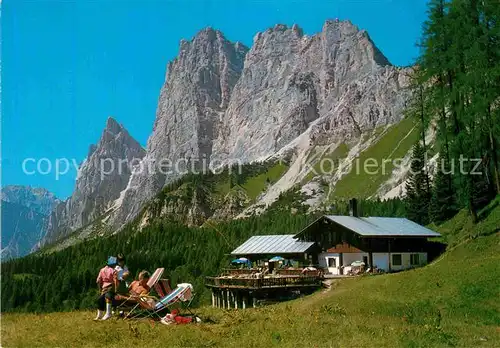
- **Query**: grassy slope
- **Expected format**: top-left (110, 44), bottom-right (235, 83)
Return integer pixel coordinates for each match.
top-left (333, 117), bottom-right (420, 199)
top-left (3, 201), bottom-right (499, 348)
top-left (303, 143), bottom-right (350, 183)
top-left (241, 162), bottom-right (289, 201)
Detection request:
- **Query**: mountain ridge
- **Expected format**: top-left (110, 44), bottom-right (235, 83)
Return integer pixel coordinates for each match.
top-left (41, 117), bottom-right (146, 246)
top-left (110, 19), bottom-right (411, 229)
top-left (1, 186), bottom-right (59, 258)
top-left (37, 19), bottom-right (416, 249)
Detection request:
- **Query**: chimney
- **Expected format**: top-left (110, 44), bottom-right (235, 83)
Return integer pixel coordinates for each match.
top-left (349, 198), bottom-right (358, 217)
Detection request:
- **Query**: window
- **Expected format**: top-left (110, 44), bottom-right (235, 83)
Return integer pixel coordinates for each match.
top-left (328, 258), bottom-right (336, 268)
top-left (392, 254), bottom-right (402, 266)
top-left (410, 254), bottom-right (420, 266)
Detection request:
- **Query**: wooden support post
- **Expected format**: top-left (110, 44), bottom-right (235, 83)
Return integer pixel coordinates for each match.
top-left (212, 291), bottom-right (215, 307)
top-left (388, 239), bottom-right (392, 272)
top-left (221, 291), bottom-right (225, 309)
top-left (253, 296), bottom-right (257, 308)
top-left (242, 295), bottom-right (246, 309)
top-left (226, 290), bottom-right (230, 309)
top-left (369, 252), bottom-right (374, 271)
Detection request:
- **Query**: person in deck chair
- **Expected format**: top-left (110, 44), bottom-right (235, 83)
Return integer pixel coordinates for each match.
top-left (112, 270), bottom-right (153, 315)
top-left (128, 270), bottom-right (157, 309)
top-left (129, 270), bottom-right (151, 296)
top-left (95, 256), bottom-right (118, 321)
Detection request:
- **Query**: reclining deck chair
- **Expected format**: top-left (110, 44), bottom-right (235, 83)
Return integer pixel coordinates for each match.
top-left (125, 283), bottom-right (195, 320)
top-left (115, 268), bottom-right (165, 316)
top-left (153, 278), bottom-right (172, 298)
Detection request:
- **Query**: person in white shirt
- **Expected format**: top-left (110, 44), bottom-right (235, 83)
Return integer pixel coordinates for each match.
top-left (115, 254), bottom-right (130, 294)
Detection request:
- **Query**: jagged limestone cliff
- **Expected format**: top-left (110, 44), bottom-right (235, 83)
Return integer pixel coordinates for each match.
top-left (45, 20), bottom-right (416, 247)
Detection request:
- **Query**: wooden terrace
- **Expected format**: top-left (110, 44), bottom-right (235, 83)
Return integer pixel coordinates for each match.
top-left (205, 274), bottom-right (322, 290)
top-left (205, 268), bottom-right (324, 309)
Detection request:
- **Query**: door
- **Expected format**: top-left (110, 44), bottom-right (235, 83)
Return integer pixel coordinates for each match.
top-left (326, 256), bottom-right (339, 275)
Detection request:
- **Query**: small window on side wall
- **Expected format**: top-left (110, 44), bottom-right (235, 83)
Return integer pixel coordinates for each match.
top-left (410, 254), bottom-right (420, 266)
top-left (392, 254), bottom-right (402, 266)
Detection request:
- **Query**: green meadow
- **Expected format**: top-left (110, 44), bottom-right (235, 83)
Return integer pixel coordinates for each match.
top-left (3, 199), bottom-right (499, 348)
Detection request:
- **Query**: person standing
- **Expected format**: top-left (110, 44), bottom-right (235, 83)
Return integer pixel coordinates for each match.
top-left (95, 256), bottom-right (118, 321)
top-left (115, 254), bottom-right (130, 295)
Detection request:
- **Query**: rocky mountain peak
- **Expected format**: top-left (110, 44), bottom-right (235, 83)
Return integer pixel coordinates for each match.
top-left (322, 19), bottom-right (357, 33)
top-left (109, 27), bottom-right (248, 228)
top-left (212, 20), bottom-right (409, 167)
top-left (104, 116), bottom-right (122, 135)
top-left (253, 23), bottom-right (303, 48)
top-left (41, 118), bottom-right (146, 246)
top-left (195, 26), bottom-right (219, 41)
top-left (101, 116), bottom-right (137, 145)
top-left (175, 27), bottom-right (248, 64)
top-left (320, 19), bottom-right (391, 67)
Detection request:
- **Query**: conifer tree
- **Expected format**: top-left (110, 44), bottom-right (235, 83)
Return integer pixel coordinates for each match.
top-left (406, 142), bottom-right (432, 225)
top-left (429, 156), bottom-right (457, 223)
top-left (412, 0), bottom-right (499, 222)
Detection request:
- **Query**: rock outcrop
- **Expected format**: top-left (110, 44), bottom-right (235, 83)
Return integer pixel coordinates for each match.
top-left (112, 20), bottom-right (410, 227)
top-left (212, 20), bottom-right (410, 166)
top-left (41, 117), bottom-right (145, 245)
top-left (110, 28), bottom-right (248, 227)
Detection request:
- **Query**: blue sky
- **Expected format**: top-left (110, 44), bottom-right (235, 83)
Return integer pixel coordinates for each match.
top-left (2, 0), bottom-right (428, 199)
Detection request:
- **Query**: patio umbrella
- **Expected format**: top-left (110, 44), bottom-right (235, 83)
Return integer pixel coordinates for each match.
top-left (350, 261), bottom-right (365, 267)
top-left (231, 257), bottom-right (249, 264)
top-left (269, 256), bottom-right (285, 262)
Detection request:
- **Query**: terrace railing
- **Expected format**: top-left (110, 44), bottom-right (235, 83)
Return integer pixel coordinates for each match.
top-left (205, 275), bottom-right (322, 289)
top-left (222, 268), bottom-right (261, 276)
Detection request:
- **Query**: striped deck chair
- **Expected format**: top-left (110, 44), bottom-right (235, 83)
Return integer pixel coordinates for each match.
top-left (153, 278), bottom-right (172, 298)
top-left (126, 283), bottom-right (195, 320)
top-left (154, 283), bottom-right (195, 316)
top-left (125, 295), bottom-right (165, 320)
top-left (117, 268), bottom-right (164, 318)
top-left (146, 268), bottom-right (165, 289)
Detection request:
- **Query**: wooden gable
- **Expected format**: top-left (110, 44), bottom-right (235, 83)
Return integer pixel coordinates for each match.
top-left (326, 242), bottom-right (363, 253)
